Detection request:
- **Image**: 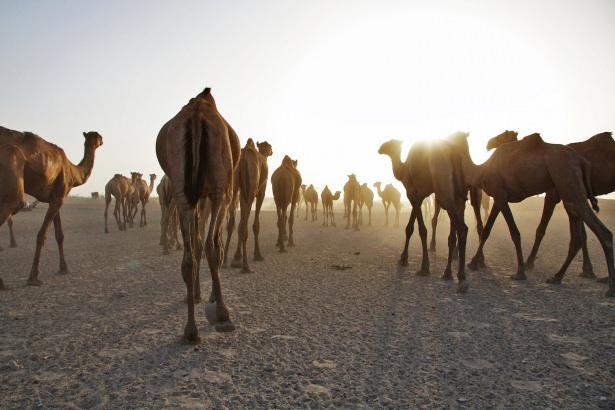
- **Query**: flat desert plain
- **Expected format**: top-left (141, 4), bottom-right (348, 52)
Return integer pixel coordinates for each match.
top-left (1, 197), bottom-right (614, 408)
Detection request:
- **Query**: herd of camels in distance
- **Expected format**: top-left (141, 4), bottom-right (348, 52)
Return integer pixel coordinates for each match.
top-left (0, 86), bottom-right (614, 343)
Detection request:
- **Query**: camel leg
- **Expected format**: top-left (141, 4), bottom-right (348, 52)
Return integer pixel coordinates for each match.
top-left (331, 207), bottom-right (336, 227)
top-left (27, 201), bottom-right (62, 286)
top-left (7, 216), bottom-right (16, 248)
top-left (394, 206), bottom-right (400, 228)
top-left (253, 189), bottom-right (265, 261)
top-left (178, 204), bottom-right (199, 343)
top-left (576, 205), bottom-right (614, 296)
top-left (368, 206), bottom-right (372, 226)
top-left (469, 187), bottom-right (484, 242)
top-left (53, 212), bottom-right (69, 274)
top-left (442, 217), bottom-right (456, 281)
top-left (546, 207), bottom-right (582, 285)
top-left (160, 205), bottom-right (171, 255)
top-left (104, 196), bottom-right (112, 233)
top-left (525, 191), bottom-right (558, 270)
top-left (288, 202), bottom-right (296, 247)
top-left (384, 203), bottom-right (389, 227)
top-left (140, 202), bottom-right (146, 227)
top-left (579, 224), bottom-right (595, 278)
top-left (345, 201), bottom-right (351, 229)
top-left (468, 204), bottom-right (500, 270)
top-left (305, 201), bottom-right (308, 221)
top-left (204, 194), bottom-right (234, 331)
top-left (278, 207), bottom-right (288, 252)
top-left (429, 203), bottom-right (441, 252)
top-left (112, 197), bottom-right (122, 231)
top-left (0, 207), bottom-right (18, 290)
top-left (275, 207), bottom-right (284, 251)
top-left (399, 207), bottom-right (417, 267)
top-left (499, 202), bottom-right (526, 280)
top-left (415, 206), bottom-right (430, 276)
top-left (315, 202), bottom-right (318, 221)
top-left (223, 198), bottom-right (236, 267)
top-left (352, 201), bottom-right (359, 231)
top-left (238, 195), bottom-right (254, 273)
top-left (449, 203), bottom-right (469, 293)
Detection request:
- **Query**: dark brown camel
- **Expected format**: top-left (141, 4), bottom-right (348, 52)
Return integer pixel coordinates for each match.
top-left (155, 87), bottom-right (241, 342)
top-left (224, 139), bottom-right (273, 272)
top-left (104, 174), bottom-right (132, 232)
top-left (448, 131), bottom-right (614, 297)
top-left (358, 183), bottom-right (374, 226)
top-left (0, 216), bottom-right (17, 251)
top-left (271, 156), bottom-right (302, 252)
top-left (0, 126), bottom-right (103, 289)
top-left (304, 184), bottom-right (318, 222)
top-left (520, 132), bottom-right (615, 281)
top-left (373, 182), bottom-right (401, 227)
top-left (379, 137), bottom-right (479, 292)
top-left (343, 174), bottom-right (361, 230)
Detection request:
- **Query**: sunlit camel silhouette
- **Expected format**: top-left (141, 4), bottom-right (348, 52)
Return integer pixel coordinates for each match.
top-left (448, 131), bottom-right (614, 297)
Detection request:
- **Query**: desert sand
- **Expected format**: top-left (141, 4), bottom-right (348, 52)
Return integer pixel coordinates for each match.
top-left (1, 197), bottom-right (614, 408)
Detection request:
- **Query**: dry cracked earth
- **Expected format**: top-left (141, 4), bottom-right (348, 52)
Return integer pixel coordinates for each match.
top-left (1, 197), bottom-right (614, 409)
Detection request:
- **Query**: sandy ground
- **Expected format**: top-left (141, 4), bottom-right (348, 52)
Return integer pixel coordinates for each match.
top-left (1, 197), bottom-right (614, 409)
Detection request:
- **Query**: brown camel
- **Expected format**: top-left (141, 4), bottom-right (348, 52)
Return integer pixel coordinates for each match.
top-left (91, 192), bottom-right (99, 200)
top-left (448, 131), bottom-right (614, 297)
top-left (0, 126), bottom-right (103, 289)
top-left (373, 182), bottom-right (401, 227)
top-left (321, 185), bottom-right (341, 227)
top-left (156, 87), bottom-right (241, 342)
top-left (157, 174), bottom-right (181, 253)
top-left (304, 184), bottom-right (318, 221)
top-left (520, 132), bottom-right (615, 280)
top-left (343, 174), bottom-right (361, 230)
top-left (129, 172), bottom-right (157, 227)
top-left (224, 139), bottom-right (273, 272)
top-left (104, 174), bottom-right (132, 233)
top-left (358, 183), bottom-right (374, 226)
top-left (271, 156), bottom-right (302, 252)
top-left (378, 137), bottom-right (483, 292)
top-left (297, 184), bottom-right (305, 212)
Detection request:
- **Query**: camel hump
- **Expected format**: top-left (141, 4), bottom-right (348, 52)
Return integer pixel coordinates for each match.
top-left (589, 131), bottom-right (613, 142)
top-left (245, 138), bottom-right (255, 148)
top-left (521, 133), bottom-right (544, 147)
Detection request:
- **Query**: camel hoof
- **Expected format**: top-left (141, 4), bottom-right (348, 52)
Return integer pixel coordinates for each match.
top-left (288, 242), bottom-right (295, 248)
top-left (0, 279), bottom-right (6, 291)
top-left (253, 255), bottom-right (264, 262)
top-left (579, 271), bottom-right (596, 279)
top-left (182, 326), bottom-right (201, 344)
top-left (205, 302), bottom-right (234, 332)
top-left (10, 242), bottom-right (17, 248)
top-left (27, 278), bottom-right (43, 287)
top-left (596, 276), bottom-right (608, 284)
top-left (524, 261), bottom-right (535, 271)
top-left (241, 267), bottom-right (254, 274)
top-left (279, 248), bottom-right (287, 253)
top-left (398, 259), bottom-right (409, 267)
top-left (57, 269), bottom-right (70, 275)
top-left (415, 269), bottom-right (430, 277)
top-left (214, 321), bottom-right (236, 333)
top-left (230, 260), bottom-right (242, 269)
top-left (441, 273), bottom-right (453, 281)
top-left (428, 246), bottom-right (436, 253)
top-left (457, 280), bottom-right (469, 294)
top-left (467, 261), bottom-right (479, 271)
top-left (546, 277), bottom-right (561, 285)
top-left (105, 229), bottom-right (109, 234)
top-left (510, 273), bottom-right (527, 281)
top-left (606, 289), bottom-right (615, 298)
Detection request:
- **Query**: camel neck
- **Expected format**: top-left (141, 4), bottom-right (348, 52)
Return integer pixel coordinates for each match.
top-left (148, 178), bottom-right (155, 192)
top-left (69, 142), bottom-right (97, 187)
top-left (388, 154), bottom-right (405, 182)
top-left (458, 147), bottom-right (481, 187)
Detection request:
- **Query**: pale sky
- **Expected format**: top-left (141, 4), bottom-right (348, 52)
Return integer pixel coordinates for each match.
top-left (1, 0), bottom-right (614, 199)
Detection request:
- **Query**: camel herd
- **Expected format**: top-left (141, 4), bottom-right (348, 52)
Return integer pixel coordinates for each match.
top-left (0, 87), bottom-right (614, 344)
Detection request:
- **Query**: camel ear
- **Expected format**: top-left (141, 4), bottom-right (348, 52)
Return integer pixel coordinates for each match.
top-left (83, 132), bottom-right (87, 138)
top-left (203, 87), bottom-right (211, 95)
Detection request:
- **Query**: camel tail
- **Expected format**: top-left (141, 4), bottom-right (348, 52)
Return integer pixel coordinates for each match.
top-left (581, 158), bottom-right (599, 212)
top-left (184, 109), bottom-right (208, 204)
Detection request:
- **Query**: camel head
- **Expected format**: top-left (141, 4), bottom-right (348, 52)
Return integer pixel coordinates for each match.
top-left (373, 181), bottom-right (381, 188)
top-left (149, 174), bottom-right (157, 182)
top-left (130, 172), bottom-right (141, 184)
top-left (281, 155), bottom-right (293, 167)
top-left (291, 159), bottom-right (298, 168)
top-left (486, 130), bottom-right (518, 151)
top-left (257, 141), bottom-right (273, 157)
top-left (83, 131), bottom-right (103, 149)
top-left (378, 139), bottom-right (402, 158)
top-left (194, 87), bottom-right (215, 106)
top-left (333, 191), bottom-right (341, 200)
top-left (300, 184), bottom-right (306, 193)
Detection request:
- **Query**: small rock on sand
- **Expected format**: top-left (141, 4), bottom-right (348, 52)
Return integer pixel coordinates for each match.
top-left (510, 380), bottom-right (542, 392)
top-left (304, 384), bottom-right (330, 394)
top-left (312, 359), bottom-right (336, 369)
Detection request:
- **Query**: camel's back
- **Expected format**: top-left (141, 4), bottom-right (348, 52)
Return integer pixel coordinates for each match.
top-left (568, 133), bottom-right (615, 194)
top-left (271, 165), bottom-right (294, 206)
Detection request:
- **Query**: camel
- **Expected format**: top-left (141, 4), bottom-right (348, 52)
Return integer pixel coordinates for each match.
top-left (157, 174), bottom-right (181, 253)
top-left (0, 126), bottom-right (103, 289)
top-left (129, 172), bottom-right (157, 227)
top-left (224, 139), bottom-right (273, 272)
top-left (321, 185), bottom-right (341, 227)
top-left (378, 137), bottom-right (483, 293)
top-left (271, 156), bottom-right (302, 252)
top-left (297, 184), bottom-right (305, 212)
top-left (448, 131), bottom-right (614, 297)
top-left (91, 192), bottom-right (99, 200)
top-left (156, 87), bottom-right (241, 342)
top-left (358, 183), bottom-right (374, 226)
top-left (373, 182), bottom-right (401, 227)
top-left (104, 174), bottom-right (132, 233)
top-left (304, 184), bottom-right (318, 221)
top-left (520, 132), bottom-right (615, 280)
top-left (343, 174), bottom-right (361, 230)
